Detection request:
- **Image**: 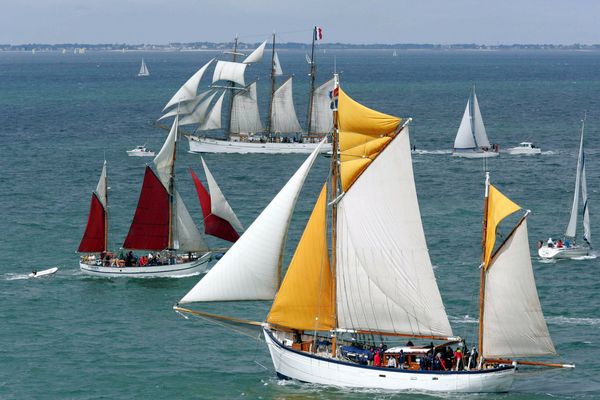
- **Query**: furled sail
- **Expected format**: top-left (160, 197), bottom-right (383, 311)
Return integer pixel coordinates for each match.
top-left (190, 168), bottom-right (241, 243)
top-left (163, 59), bottom-right (214, 111)
top-left (566, 123), bottom-right (585, 239)
top-left (78, 161), bottom-right (108, 253)
top-left (453, 100), bottom-right (476, 150)
top-left (230, 82), bottom-right (263, 133)
top-left (198, 91), bottom-right (225, 131)
top-left (273, 52), bottom-right (283, 76)
top-left (309, 78), bottom-right (334, 134)
top-left (212, 61), bottom-right (247, 87)
top-left (242, 40), bottom-right (267, 64)
top-left (267, 184), bottom-right (334, 331)
top-left (472, 92), bottom-right (490, 148)
top-left (270, 77), bottom-right (302, 133)
top-left (123, 166), bottom-right (170, 250)
top-left (336, 127), bottom-right (453, 337)
top-left (179, 141), bottom-right (324, 303)
top-left (483, 219), bottom-right (556, 358)
top-left (158, 91), bottom-right (213, 122)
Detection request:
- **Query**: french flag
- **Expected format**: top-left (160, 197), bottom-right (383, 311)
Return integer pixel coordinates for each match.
top-left (314, 26), bottom-right (323, 41)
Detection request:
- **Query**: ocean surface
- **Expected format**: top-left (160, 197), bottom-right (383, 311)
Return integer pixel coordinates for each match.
top-left (1, 49), bottom-right (599, 399)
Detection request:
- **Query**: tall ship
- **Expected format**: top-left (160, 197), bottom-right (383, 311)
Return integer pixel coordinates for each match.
top-left (158, 28), bottom-right (333, 154)
top-left (174, 75), bottom-right (572, 392)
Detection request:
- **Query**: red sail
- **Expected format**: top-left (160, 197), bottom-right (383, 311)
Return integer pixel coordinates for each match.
top-left (123, 166), bottom-right (170, 250)
top-left (78, 193), bottom-right (107, 252)
top-left (190, 168), bottom-right (240, 243)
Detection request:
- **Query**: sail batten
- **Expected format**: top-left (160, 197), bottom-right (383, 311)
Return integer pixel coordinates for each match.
top-left (270, 78), bottom-right (302, 133)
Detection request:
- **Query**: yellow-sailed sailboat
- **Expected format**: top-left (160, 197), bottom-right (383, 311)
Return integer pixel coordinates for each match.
top-left (174, 75), bottom-right (572, 393)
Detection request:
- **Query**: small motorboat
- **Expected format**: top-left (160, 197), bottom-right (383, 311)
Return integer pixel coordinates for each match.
top-left (29, 267), bottom-right (58, 278)
top-left (126, 145), bottom-right (155, 157)
top-left (506, 142), bottom-right (541, 155)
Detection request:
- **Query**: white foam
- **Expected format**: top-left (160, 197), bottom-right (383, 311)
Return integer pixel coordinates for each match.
top-left (4, 273), bottom-right (29, 281)
top-left (546, 316), bottom-right (600, 326)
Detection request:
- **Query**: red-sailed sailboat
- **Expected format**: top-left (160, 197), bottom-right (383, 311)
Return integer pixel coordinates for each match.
top-left (79, 116), bottom-right (213, 277)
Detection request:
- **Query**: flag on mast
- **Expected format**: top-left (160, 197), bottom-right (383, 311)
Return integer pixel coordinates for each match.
top-left (314, 26), bottom-right (323, 41)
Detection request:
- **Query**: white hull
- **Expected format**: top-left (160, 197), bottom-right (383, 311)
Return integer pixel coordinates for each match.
top-left (452, 149), bottom-right (499, 159)
top-left (126, 150), bottom-right (155, 157)
top-left (506, 148), bottom-right (541, 155)
top-left (79, 253), bottom-right (211, 277)
top-left (538, 245), bottom-right (589, 259)
top-left (187, 136), bottom-right (332, 154)
top-left (29, 267), bottom-right (58, 278)
top-left (264, 329), bottom-right (515, 393)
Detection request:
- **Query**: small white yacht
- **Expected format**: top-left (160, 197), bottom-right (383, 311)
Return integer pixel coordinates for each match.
top-left (506, 142), bottom-right (541, 155)
top-left (126, 145), bottom-right (155, 157)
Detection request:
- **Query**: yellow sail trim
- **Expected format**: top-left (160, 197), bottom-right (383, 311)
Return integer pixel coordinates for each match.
top-left (484, 185), bottom-right (521, 268)
top-left (267, 184), bottom-right (334, 331)
top-left (337, 89), bottom-right (402, 191)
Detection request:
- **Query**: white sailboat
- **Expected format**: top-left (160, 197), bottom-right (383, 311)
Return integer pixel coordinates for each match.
top-left (160, 29), bottom-right (332, 154)
top-left (138, 58), bottom-right (150, 77)
top-left (79, 118), bottom-right (212, 277)
top-left (174, 76), bottom-right (571, 392)
top-left (539, 118), bottom-right (591, 259)
top-left (452, 87), bottom-right (499, 158)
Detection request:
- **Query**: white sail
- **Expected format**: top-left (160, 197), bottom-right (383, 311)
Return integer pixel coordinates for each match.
top-left (179, 92), bottom-right (218, 126)
top-left (453, 100), bottom-right (476, 149)
top-left (154, 116), bottom-right (178, 188)
top-left (270, 78), bottom-right (302, 133)
top-left (230, 82), bottom-right (263, 133)
top-left (158, 91), bottom-right (212, 122)
top-left (336, 128), bottom-right (453, 337)
top-left (174, 190), bottom-right (208, 252)
top-left (163, 59), bottom-right (214, 111)
top-left (483, 220), bottom-right (556, 358)
top-left (273, 52), bottom-right (283, 76)
top-left (198, 91), bottom-right (225, 131)
top-left (212, 61), bottom-right (247, 87)
top-left (472, 92), bottom-right (490, 148)
top-left (242, 40), bottom-right (267, 64)
top-left (138, 59), bottom-right (149, 76)
top-left (201, 157), bottom-right (244, 232)
top-left (95, 160), bottom-right (107, 208)
top-left (309, 78), bottom-right (334, 134)
top-left (582, 155), bottom-right (591, 245)
top-left (566, 125), bottom-right (584, 239)
top-left (179, 141), bottom-right (324, 303)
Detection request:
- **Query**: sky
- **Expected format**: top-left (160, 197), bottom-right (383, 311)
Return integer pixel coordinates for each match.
top-left (1, 0), bottom-right (599, 45)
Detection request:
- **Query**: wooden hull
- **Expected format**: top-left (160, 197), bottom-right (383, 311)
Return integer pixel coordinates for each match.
top-left (79, 253), bottom-right (211, 277)
top-left (187, 136), bottom-right (332, 154)
top-left (264, 328), bottom-right (515, 393)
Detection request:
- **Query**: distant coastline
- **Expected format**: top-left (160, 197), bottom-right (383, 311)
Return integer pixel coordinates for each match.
top-left (2, 42), bottom-right (600, 52)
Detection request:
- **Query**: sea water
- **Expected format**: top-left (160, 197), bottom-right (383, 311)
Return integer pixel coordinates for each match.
top-left (0, 49), bottom-right (599, 399)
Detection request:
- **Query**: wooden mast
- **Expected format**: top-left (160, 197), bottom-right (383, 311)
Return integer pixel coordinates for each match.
top-left (306, 27), bottom-right (317, 137)
top-left (225, 36), bottom-right (239, 139)
top-left (478, 171), bottom-right (490, 365)
top-left (266, 33), bottom-right (276, 136)
top-left (330, 73), bottom-right (340, 357)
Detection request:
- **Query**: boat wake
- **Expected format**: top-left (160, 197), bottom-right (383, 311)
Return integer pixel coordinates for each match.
top-left (546, 316), bottom-right (600, 326)
top-left (4, 273), bottom-right (29, 281)
top-left (541, 150), bottom-right (556, 155)
top-left (571, 253), bottom-right (597, 260)
top-left (449, 314), bottom-right (478, 324)
top-left (412, 149), bottom-right (452, 155)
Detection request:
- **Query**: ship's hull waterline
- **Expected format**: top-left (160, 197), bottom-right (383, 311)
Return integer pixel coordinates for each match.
top-left (79, 253), bottom-right (212, 277)
top-left (187, 136), bottom-right (332, 154)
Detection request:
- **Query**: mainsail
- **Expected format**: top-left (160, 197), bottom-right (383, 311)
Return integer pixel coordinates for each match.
top-left (472, 92), bottom-right (490, 148)
top-left (179, 141), bottom-right (324, 303)
top-left (78, 161), bottom-right (108, 252)
top-left (270, 78), bottom-right (302, 133)
top-left (308, 78), bottom-right (334, 135)
top-left (230, 82), bottom-right (263, 133)
top-left (163, 59), bottom-right (214, 111)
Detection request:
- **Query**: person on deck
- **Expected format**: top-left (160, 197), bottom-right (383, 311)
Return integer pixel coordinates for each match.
top-left (556, 239), bottom-right (564, 248)
top-left (398, 349), bottom-right (405, 369)
top-left (373, 351), bottom-right (381, 367)
top-left (547, 238), bottom-right (554, 248)
top-left (468, 347), bottom-right (479, 369)
top-left (386, 355), bottom-right (397, 368)
top-left (454, 347), bottom-right (463, 371)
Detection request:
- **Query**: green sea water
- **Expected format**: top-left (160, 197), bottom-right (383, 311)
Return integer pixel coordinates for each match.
top-left (1, 49), bottom-right (599, 399)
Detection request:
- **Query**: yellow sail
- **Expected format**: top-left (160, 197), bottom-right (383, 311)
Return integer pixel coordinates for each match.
top-left (337, 89), bottom-right (402, 191)
top-left (266, 184), bottom-right (334, 331)
top-left (484, 185), bottom-right (521, 267)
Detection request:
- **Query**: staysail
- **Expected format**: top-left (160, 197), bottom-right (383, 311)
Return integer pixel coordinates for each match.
top-left (179, 141), bottom-right (324, 303)
top-left (159, 90), bottom-right (213, 122)
top-left (178, 91), bottom-right (218, 126)
top-left (242, 40), bottom-right (267, 64)
top-left (230, 81), bottom-right (263, 133)
top-left (198, 91), bottom-right (225, 131)
top-left (163, 59), bottom-right (214, 111)
top-left (454, 100), bottom-right (476, 149)
top-left (308, 78), bottom-right (334, 135)
top-left (78, 161), bottom-right (108, 252)
top-left (273, 52), bottom-right (283, 76)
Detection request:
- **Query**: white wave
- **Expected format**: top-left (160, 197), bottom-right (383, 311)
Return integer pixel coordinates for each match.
top-left (541, 150), bottom-right (556, 155)
top-left (4, 273), bottom-right (29, 281)
top-left (571, 252), bottom-right (597, 260)
top-left (449, 315), bottom-right (478, 324)
top-left (546, 316), bottom-right (600, 326)
top-left (412, 149), bottom-right (452, 155)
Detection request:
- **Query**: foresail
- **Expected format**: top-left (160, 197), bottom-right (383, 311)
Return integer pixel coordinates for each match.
top-left (453, 100), bottom-right (476, 149)
top-left (336, 130), bottom-right (453, 337)
top-left (163, 59), bottom-right (214, 111)
top-left (309, 78), bottom-right (334, 135)
top-left (201, 157), bottom-right (243, 232)
top-left (270, 78), bottom-right (302, 133)
top-left (153, 116), bottom-right (178, 188)
top-left (273, 52), bottom-right (283, 76)
top-left (483, 220), bottom-right (556, 358)
top-left (179, 141), bottom-right (324, 303)
top-left (198, 91), bottom-right (225, 131)
top-left (242, 40), bottom-right (267, 64)
top-left (178, 91), bottom-right (218, 126)
top-left (472, 93), bottom-right (490, 148)
top-left (212, 61), bottom-right (247, 87)
top-left (95, 160), bottom-right (107, 208)
top-left (230, 81), bottom-right (263, 133)
top-left (159, 91), bottom-right (212, 122)
top-left (174, 190), bottom-right (208, 252)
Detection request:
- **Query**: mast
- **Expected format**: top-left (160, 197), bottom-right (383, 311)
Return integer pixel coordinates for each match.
top-left (226, 36), bottom-right (239, 138)
top-left (267, 33), bottom-right (276, 136)
top-left (168, 112), bottom-right (179, 250)
top-left (330, 73), bottom-right (340, 356)
top-left (306, 27), bottom-right (317, 136)
top-left (478, 171), bottom-right (490, 363)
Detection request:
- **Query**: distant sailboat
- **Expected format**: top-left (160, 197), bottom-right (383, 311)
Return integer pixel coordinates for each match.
top-left (539, 117), bottom-right (591, 259)
top-left (452, 87), bottom-right (499, 158)
top-left (138, 58), bottom-right (150, 77)
top-left (393, 50), bottom-right (398, 57)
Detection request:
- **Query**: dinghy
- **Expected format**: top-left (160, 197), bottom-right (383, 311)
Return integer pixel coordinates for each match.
top-left (539, 118), bottom-right (591, 259)
top-left (29, 267), bottom-right (58, 278)
top-left (175, 76), bottom-right (572, 393)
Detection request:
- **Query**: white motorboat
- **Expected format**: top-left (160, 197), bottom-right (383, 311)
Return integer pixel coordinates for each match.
top-left (538, 118), bottom-right (591, 259)
top-left (506, 142), bottom-right (541, 155)
top-left (452, 87), bottom-right (499, 158)
top-left (126, 145), bottom-right (155, 157)
top-left (29, 267), bottom-right (58, 278)
top-left (175, 76), bottom-right (572, 393)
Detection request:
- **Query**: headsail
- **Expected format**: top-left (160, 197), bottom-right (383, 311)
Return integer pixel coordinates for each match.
top-left (159, 91), bottom-right (213, 122)
top-left (453, 100), bottom-right (476, 150)
top-left (273, 52), bottom-right (283, 76)
top-left (178, 91), bottom-right (218, 126)
top-left (198, 91), bottom-right (225, 131)
top-left (78, 161), bottom-right (108, 253)
top-left (230, 81), bottom-right (263, 133)
top-left (179, 141), bottom-right (324, 303)
top-left (242, 40), bottom-right (267, 64)
top-left (163, 59), bottom-right (214, 111)
top-left (200, 157), bottom-right (243, 233)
